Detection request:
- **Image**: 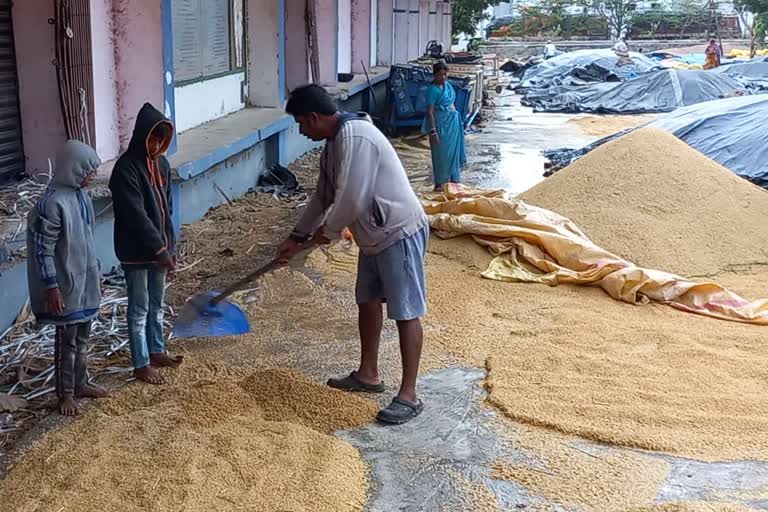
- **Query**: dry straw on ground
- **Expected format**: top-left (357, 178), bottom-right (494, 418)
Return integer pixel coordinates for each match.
top-left (0, 364), bottom-right (376, 512)
top-left (521, 128), bottom-right (768, 277)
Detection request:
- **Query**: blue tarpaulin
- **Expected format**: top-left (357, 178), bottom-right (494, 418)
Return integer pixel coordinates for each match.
top-left (716, 57), bottom-right (768, 91)
top-left (544, 94), bottom-right (768, 186)
top-left (527, 69), bottom-right (747, 114)
top-left (518, 49), bottom-right (660, 90)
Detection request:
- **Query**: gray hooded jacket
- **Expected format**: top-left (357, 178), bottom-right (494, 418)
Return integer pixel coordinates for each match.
top-left (26, 140), bottom-right (102, 325)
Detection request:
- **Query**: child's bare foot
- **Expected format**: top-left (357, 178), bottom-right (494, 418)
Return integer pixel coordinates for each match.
top-left (134, 365), bottom-right (165, 385)
top-left (58, 396), bottom-right (79, 416)
top-left (77, 384), bottom-right (110, 399)
top-left (150, 353), bottom-right (184, 369)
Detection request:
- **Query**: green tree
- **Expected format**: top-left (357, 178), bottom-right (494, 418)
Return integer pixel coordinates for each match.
top-left (520, 0), bottom-right (574, 35)
top-left (452, 0), bottom-right (502, 38)
top-left (579, 0), bottom-right (638, 40)
top-left (735, 0), bottom-right (768, 56)
top-left (669, 0), bottom-right (705, 36)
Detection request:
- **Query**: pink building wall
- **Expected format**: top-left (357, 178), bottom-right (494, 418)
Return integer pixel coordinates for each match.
top-left (247, 0), bottom-right (282, 106)
top-left (285, 0), bottom-right (310, 90)
top-left (12, 0), bottom-right (67, 177)
top-left (439, 1), bottom-right (452, 52)
top-left (315, 0), bottom-right (338, 85)
top-left (338, 0), bottom-right (352, 74)
top-left (419, 0), bottom-right (429, 52)
top-left (393, 0), bottom-right (409, 64)
top-left (428, 0), bottom-right (438, 43)
top-left (407, 0), bottom-right (420, 60)
top-left (351, 0), bottom-right (371, 74)
top-left (377, 0), bottom-right (394, 66)
top-left (113, 0), bottom-right (164, 150)
top-left (90, 0), bottom-right (120, 162)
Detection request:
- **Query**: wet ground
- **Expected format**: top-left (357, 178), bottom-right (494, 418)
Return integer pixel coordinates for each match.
top-left (340, 368), bottom-right (768, 511)
top-left (464, 93), bottom-right (596, 194)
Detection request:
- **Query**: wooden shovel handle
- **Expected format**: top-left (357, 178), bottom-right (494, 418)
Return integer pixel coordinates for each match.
top-left (209, 241), bottom-right (317, 306)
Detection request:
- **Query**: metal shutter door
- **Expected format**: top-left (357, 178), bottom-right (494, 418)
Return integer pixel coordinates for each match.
top-left (0, 0), bottom-right (23, 183)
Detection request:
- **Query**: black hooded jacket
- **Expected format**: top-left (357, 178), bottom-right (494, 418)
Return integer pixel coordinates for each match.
top-left (109, 103), bottom-right (175, 267)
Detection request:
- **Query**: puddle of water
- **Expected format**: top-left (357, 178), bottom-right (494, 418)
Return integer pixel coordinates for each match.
top-left (335, 367), bottom-right (542, 512)
top-left (463, 94), bottom-right (597, 194)
top-left (658, 457), bottom-right (768, 504)
top-left (337, 367), bottom-right (768, 511)
top-left (466, 144), bottom-right (547, 194)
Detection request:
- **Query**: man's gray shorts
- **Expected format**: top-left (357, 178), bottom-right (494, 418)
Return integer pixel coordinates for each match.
top-left (356, 226), bottom-right (428, 321)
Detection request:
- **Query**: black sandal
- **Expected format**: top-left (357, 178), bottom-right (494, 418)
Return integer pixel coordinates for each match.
top-left (327, 371), bottom-right (386, 393)
top-left (376, 397), bottom-right (424, 425)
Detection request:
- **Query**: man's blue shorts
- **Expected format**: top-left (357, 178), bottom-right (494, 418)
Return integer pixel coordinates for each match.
top-left (355, 226), bottom-right (428, 321)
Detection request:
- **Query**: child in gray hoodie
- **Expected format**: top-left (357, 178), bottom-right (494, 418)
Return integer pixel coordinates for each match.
top-left (26, 140), bottom-right (110, 415)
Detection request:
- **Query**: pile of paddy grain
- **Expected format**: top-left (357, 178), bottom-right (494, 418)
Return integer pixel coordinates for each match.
top-left (426, 234), bottom-right (768, 463)
top-left (520, 128), bottom-right (768, 277)
top-left (567, 114), bottom-right (655, 137)
top-left (0, 364), bottom-right (377, 512)
top-left (628, 503), bottom-right (759, 512)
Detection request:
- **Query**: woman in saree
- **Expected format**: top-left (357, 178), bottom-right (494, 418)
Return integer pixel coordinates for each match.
top-left (704, 38), bottom-right (722, 70)
top-left (422, 61), bottom-right (467, 190)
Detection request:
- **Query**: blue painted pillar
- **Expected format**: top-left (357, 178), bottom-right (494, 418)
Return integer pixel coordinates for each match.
top-left (265, 130), bottom-right (289, 168)
top-left (161, 0), bottom-right (181, 236)
top-left (278, 0), bottom-right (287, 165)
top-left (278, 131), bottom-right (287, 166)
top-left (161, 0), bottom-right (178, 156)
top-left (171, 181), bottom-right (182, 236)
top-left (335, 0), bottom-right (340, 78)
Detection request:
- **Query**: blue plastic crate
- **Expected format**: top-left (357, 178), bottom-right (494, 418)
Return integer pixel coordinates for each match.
top-left (387, 64), bottom-right (478, 132)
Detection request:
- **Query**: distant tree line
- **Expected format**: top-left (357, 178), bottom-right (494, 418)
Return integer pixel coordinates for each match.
top-left (489, 8), bottom-right (741, 40)
top-left (735, 0), bottom-right (768, 55)
top-left (452, 0), bottom-right (764, 53)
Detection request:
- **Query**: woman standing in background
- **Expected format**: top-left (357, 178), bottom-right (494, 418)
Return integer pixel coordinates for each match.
top-left (704, 38), bottom-right (722, 69)
top-left (422, 61), bottom-right (466, 191)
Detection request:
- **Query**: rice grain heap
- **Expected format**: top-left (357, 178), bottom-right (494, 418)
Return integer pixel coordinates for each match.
top-left (424, 221), bottom-right (768, 461)
top-left (520, 128), bottom-right (768, 277)
top-left (627, 503), bottom-right (759, 512)
top-left (0, 364), bottom-right (377, 512)
top-left (567, 114), bottom-right (655, 137)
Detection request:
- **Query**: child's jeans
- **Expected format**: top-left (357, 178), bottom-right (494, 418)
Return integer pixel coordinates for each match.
top-left (125, 267), bottom-right (167, 370)
top-left (55, 321), bottom-right (92, 397)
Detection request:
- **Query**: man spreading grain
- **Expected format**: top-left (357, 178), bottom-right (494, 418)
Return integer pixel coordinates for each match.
top-left (277, 84), bottom-right (428, 425)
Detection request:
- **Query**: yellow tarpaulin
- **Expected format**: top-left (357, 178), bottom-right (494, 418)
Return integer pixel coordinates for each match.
top-left (727, 48), bottom-right (768, 58)
top-left (659, 59), bottom-right (702, 70)
top-left (422, 186), bottom-right (768, 325)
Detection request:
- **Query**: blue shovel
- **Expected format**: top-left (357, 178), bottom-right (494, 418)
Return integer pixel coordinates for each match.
top-left (172, 242), bottom-right (316, 339)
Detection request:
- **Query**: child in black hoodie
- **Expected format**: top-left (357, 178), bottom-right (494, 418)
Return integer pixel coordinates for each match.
top-left (109, 103), bottom-right (183, 385)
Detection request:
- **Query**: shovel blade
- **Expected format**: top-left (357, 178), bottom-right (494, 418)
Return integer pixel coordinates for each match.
top-left (172, 291), bottom-right (251, 339)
